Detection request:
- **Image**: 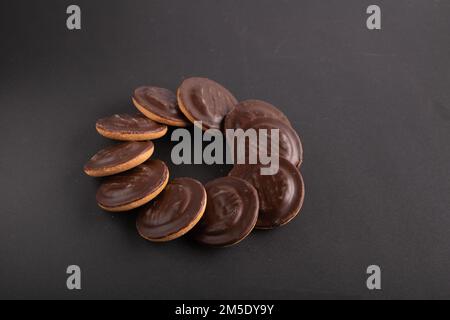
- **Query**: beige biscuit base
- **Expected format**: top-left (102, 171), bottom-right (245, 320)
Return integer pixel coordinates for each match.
top-left (96, 125), bottom-right (168, 141)
top-left (255, 173), bottom-right (305, 230)
top-left (84, 145), bottom-right (154, 178)
top-left (176, 88), bottom-right (205, 131)
top-left (137, 188), bottom-right (208, 242)
top-left (132, 97), bottom-right (189, 128)
top-left (98, 172), bottom-right (170, 212)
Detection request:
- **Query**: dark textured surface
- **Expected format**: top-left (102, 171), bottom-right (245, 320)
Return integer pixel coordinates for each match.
top-left (0, 0), bottom-right (450, 299)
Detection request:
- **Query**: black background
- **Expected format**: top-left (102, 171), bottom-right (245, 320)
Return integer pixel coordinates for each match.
top-left (1, 0), bottom-right (450, 300)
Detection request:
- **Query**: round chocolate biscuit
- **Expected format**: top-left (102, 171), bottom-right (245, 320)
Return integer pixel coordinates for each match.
top-left (241, 117), bottom-right (303, 168)
top-left (132, 86), bottom-right (189, 127)
top-left (96, 114), bottom-right (168, 141)
top-left (224, 99), bottom-right (291, 131)
top-left (193, 177), bottom-right (259, 247)
top-left (229, 158), bottom-right (305, 229)
top-left (136, 178), bottom-right (207, 242)
top-left (84, 141), bottom-right (154, 177)
top-left (96, 160), bottom-right (169, 212)
top-left (177, 77), bottom-right (238, 130)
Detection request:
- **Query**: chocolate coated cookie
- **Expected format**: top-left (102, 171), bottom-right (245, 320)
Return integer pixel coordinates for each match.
top-left (194, 177), bottom-right (259, 247)
top-left (136, 178), bottom-right (207, 242)
top-left (229, 158), bottom-right (305, 229)
top-left (96, 114), bottom-right (168, 141)
top-left (133, 86), bottom-right (189, 127)
top-left (241, 117), bottom-right (303, 168)
top-left (177, 77), bottom-right (238, 130)
top-left (224, 99), bottom-right (290, 131)
top-left (96, 160), bottom-right (169, 212)
top-left (84, 141), bottom-right (154, 177)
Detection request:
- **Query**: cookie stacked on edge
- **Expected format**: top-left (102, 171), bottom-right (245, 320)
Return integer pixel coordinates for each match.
top-left (84, 77), bottom-right (305, 247)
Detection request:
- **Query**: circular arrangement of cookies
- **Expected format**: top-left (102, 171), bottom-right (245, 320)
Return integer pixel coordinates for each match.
top-left (84, 77), bottom-right (305, 247)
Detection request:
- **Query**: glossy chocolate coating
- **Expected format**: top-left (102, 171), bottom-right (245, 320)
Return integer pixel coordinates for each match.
top-left (177, 77), bottom-right (238, 130)
top-left (241, 117), bottom-right (303, 167)
top-left (96, 160), bottom-right (169, 209)
top-left (224, 99), bottom-right (291, 130)
top-left (84, 141), bottom-right (154, 172)
top-left (96, 113), bottom-right (167, 136)
top-left (194, 177), bottom-right (259, 247)
top-left (136, 178), bottom-right (206, 241)
top-left (229, 158), bottom-right (305, 229)
top-left (133, 86), bottom-right (189, 125)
